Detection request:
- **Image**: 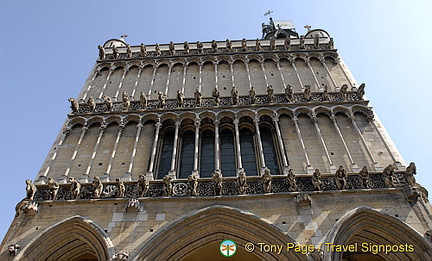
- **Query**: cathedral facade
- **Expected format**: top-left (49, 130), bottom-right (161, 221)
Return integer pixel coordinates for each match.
top-left (1, 21), bottom-right (432, 260)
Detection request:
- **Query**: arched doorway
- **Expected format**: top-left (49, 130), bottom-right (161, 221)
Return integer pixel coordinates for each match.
top-left (16, 215), bottom-right (115, 261)
top-left (135, 205), bottom-right (307, 260)
top-left (324, 207), bottom-right (432, 261)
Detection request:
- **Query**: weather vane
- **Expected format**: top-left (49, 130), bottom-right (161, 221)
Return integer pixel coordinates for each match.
top-left (264, 10), bottom-right (273, 18)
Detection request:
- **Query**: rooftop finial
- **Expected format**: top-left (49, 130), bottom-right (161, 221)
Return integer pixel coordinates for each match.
top-left (264, 10), bottom-right (273, 18)
top-left (120, 34), bottom-right (128, 41)
top-left (304, 25), bottom-right (311, 32)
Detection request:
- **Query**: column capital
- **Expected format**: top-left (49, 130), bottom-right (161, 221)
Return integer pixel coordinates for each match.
top-left (233, 119), bottom-right (239, 125)
top-left (175, 120), bottom-right (181, 128)
top-left (311, 116), bottom-right (318, 124)
top-left (271, 113), bottom-right (279, 123)
top-left (330, 115), bottom-right (336, 123)
top-left (291, 116), bottom-right (298, 124)
top-left (155, 122), bottom-right (162, 128)
top-left (137, 123), bottom-right (144, 129)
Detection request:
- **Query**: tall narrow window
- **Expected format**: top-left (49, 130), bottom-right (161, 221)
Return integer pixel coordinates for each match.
top-left (157, 131), bottom-right (174, 179)
top-left (260, 126), bottom-right (280, 175)
top-left (200, 130), bottom-right (215, 178)
top-left (220, 129), bottom-right (236, 177)
top-left (179, 130), bottom-right (195, 178)
top-left (240, 128), bottom-right (258, 175)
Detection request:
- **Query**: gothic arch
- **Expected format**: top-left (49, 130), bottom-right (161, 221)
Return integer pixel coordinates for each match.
top-left (16, 215), bottom-right (115, 261)
top-left (324, 207), bottom-right (432, 261)
top-left (134, 205), bottom-right (307, 260)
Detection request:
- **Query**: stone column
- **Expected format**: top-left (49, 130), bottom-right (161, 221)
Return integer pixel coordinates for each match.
top-left (147, 65), bottom-right (158, 97)
top-left (169, 120), bottom-right (181, 178)
top-left (131, 66), bottom-right (143, 98)
top-left (311, 115), bottom-right (336, 171)
top-left (146, 119), bottom-right (162, 180)
top-left (127, 123), bottom-right (143, 176)
top-left (254, 114), bottom-right (266, 174)
top-left (82, 69), bottom-right (99, 101)
top-left (306, 58), bottom-right (321, 91)
top-left (214, 119), bottom-right (221, 171)
top-left (181, 61), bottom-right (188, 94)
top-left (275, 58), bottom-right (287, 90)
top-left (114, 67), bottom-right (128, 100)
top-left (244, 58), bottom-right (252, 88)
top-left (83, 122), bottom-right (107, 182)
top-left (272, 113), bottom-right (289, 174)
top-left (198, 60), bottom-right (203, 92)
top-left (104, 123), bottom-right (125, 181)
top-left (165, 62), bottom-right (173, 95)
top-left (214, 61), bottom-right (219, 90)
top-left (229, 60), bottom-right (235, 86)
top-left (338, 61), bottom-right (354, 89)
top-left (98, 68), bottom-right (114, 99)
top-left (38, 126), bottom-right (72, 184)
top-left (291, 116), bottom-right (314, 174)
top-left (291, 59), bottom-right (304, 88)
top-left (319, 56), bottom-right (337, 90)
top-left (348, 114), bottom-right (379, 170)
top-left (233, 118), bottom-right (243, 171)
top-left (259, 59), bottom-right (269, 87)
top-left (192, 118), bottom-right (200, 176)
top-left (62, 125), bottom-right (88, 181)
top-left (330, 114), bottom-right (359, 170)
top-left (370, 117), bottom-right (398, 163)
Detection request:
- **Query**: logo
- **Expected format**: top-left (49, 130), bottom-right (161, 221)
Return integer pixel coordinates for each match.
top-left (220, 240), bottom-right (237, 257)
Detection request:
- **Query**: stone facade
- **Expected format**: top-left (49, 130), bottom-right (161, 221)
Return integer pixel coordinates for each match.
top-left (1, 23), bottom-right (431, 260)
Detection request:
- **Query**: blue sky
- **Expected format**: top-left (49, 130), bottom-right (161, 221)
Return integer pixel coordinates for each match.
top-left (1, 1), bottom-right (431, 242)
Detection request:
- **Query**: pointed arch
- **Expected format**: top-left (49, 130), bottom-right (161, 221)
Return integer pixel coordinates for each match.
top-left (17, 215), bottom-right (115, 261)
top-left (134, 205), bottom-right (307, 260)
top-left (324, 207), bottom-right (432, 261)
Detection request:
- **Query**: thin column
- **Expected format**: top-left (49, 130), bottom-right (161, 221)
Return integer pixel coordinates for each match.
top-left (98, 69), bottom-right (113, 99)
top-left (275, 59), bottom-right (287, 90)
top-left (349, 114), bottom-right (379, 169)
top-left (165, 63), bottom-right (172, 95)
top-left (127, 123), bottom-right (143, 174)
top-left (146, 119), bottom-right (162, 180)
top-left (233, 118), bottom-right (243, 171)
top-left (169, 120), bottom-right (181, 178)
top-left (320, 57), bottom-right (338, 90)
top-left (311, 115), bottom-right (336, 171)
top-left (214, 61), bottom-right (219, 89)
top-left (291, 116), bottom-right (314, 173)
top-left (105, 123), bottom-right (125, 178)
top-left (147, 65), bottom-right (158, 97)
top-left (181, 62), bottom-right (187, 94)
top-left (63, 125), bottom-right (88, 179)
top-left (229, 60), bottom-right (235, 86)
top-left (254, 115), bottom-right (266, 174)
top-left (192, 118), bottom-right (200, 176)
top-left (85, 122), bottom-right (106, 178)
top-left (198, 61), bottom-right (203, 92)
top-left (244, 59), bottom-right (252, 88)
top-left (338, 62), bottom-right (354, 88)
top-left (306, 59), bottom-right (321, 91)
top-left (82, 70), bottom-right (98, 101)
top-left (272, 114), bottom-right (289, 169)
top-left (259, 59), bottom-right (269, 87)
top-left (291, 60), bottom-right (304, 88)
top-left (131, 67), bottom-right (143, 97)
top-left (330, 114), bottom-right (358, 169)
top-left (39, 127), bottom-right (71, 183)
top-left (370, 118), bottom-right (397, 163)
top-left (114, 68), bottom-right (128, 99)
top-left (214, 119), bottom-right (221, 171)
